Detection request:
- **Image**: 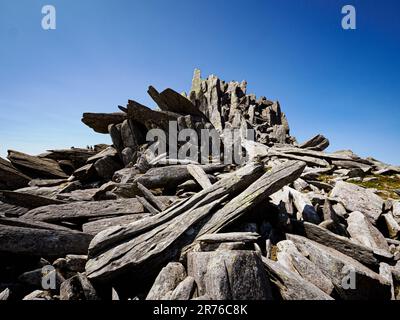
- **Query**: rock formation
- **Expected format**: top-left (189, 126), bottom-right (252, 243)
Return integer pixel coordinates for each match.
top-left (0, 69), bottom-right (399, 300)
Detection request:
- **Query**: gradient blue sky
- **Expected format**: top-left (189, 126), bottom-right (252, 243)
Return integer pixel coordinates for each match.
top-left (0, 0), bottom-right (399, 164)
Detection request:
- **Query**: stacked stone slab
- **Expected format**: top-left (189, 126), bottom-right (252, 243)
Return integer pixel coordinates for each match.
top-left (0, 70), bottom-right (399, 301)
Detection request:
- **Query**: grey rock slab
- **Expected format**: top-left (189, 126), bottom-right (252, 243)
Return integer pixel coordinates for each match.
top-left (56, 188), bottom-right (99, 202)
top-left (0, 202), bottom-right (33, 218)
top-left (197, 160), bottom-right (307, 237)
top-left (60, 275), bottom-right (85, 300)
top-left (276, 240), bottom-right (334, 295)
top-left (330, 181), bottom-right (384, 224)
top-left (148, 86), bottom-right (206, 119)
top-left (86, 162), bottom-right (264, 275)
top-left (196, 232), bottom-right (260, 244)
top-left (146, 262), bottom-right (187, 300)
top-left (112, 167), bottom-right (138, 184)
top-left (22, 198), bottom-right (144, 223)
top-left (18, 268), bottom-right (64, 289)
top-left (286, 234), bottom-right (391, 300)
top-left (125, 99), bottom-right (179, 132)
top-left (22, 290), bottom-right (52, 300)
top-left (187, 164), bottom-right (213, 190)
top-left (284, 186), bottom-right (321, 224)
top-left (267, 150), bottom-right (330, 167)
top-left (134, 164), bottom-right (225, 190)
top-left (81, 112), bottom-right (127, 134)
top-left (188, 250), bottom-right (273, 300)
top-left (0, 288), bottom-right (10, 300)
top-left (7, 150), bottom-right (68, 179)
top-left (0, 217), bottom-right (72, 231)
top-left (136, 196), bottom-right (160, 215)
top-left (87, 147), bottom-right (118, 164)
top-left (120, 120), bottom-right (138, 150)
top-left (14, 185), bottom-right (63, 198)
top-left (65, 255), bottom-right (88, 273)
top-left (137, 182), bottom-right (167, 211)
top-left (332, 160), bottom-right (372, 173)
top-left (94, 155), bottom-right (122, 180)
top-left (301, 167), bottom-right (332, 180)
top-left (308, 180), bottom-right (333, 192)
top-left (383, 213), bottom-right (400, 239)
top-left (0, 225), bottom-right (92, 258)
top-left (73, 163), bottom-right (97, 182)
top-left (347, 211), bottom-right (392, 259)
top-left (200, 241), bottom-right (249, 252)
top-left (241, 140), bottom-right (269, 160)
top-left (82, 213), bottom-right (151, 235)
top-left (379, 263), bottom-right (395, 300)
top-left (0, 157), bottom-right (31, 190)
top-left (0, 190), bottom-right (66, 209)
top-left (86, 199), bottom-right (223, 283)
top-left (299, 134), bottom-right (330, 151)
top-left (293, 178), bottom-right (309, 192)
top-left (170, 276), bottom-right (196, 300)
top-left (77, 272), bottom-right (100, 300)
top-left (108, 123), bottom-right (124, 154)
top-left (393, 201), bottom-right (400, 220)
top-left (28, 179), bottom-right (68, 188)
top-left (291, 220), bottom-right (380, 267)
top-left (272, 147), bottom-right (357, 162)
top-left (262, 257), bottom-right (333, 300)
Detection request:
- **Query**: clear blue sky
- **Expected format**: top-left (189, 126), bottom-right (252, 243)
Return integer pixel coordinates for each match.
top-left (0, 0), bottom-right (399, 164)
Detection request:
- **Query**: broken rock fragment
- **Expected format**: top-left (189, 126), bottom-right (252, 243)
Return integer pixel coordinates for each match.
top-left (330, 181), bottom-right (384, 224)
top-left (286, 234), bottom-right (391, 300)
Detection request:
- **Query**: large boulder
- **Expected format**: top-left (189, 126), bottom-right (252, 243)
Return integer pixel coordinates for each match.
top-left (330, 181), bottom-right (384, 224)
top-left (286, 234), bottom-right (391, 300)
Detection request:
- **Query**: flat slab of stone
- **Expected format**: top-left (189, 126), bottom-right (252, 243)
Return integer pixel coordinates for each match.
top-left (286, 234), bottom-right (391, 300)
top-left (330, 181), bottom-right (384, 223)
top-left (347, 211), bottom-right (392, 259)
top-left (0, 225), bottom-right (92, 258)
top-left (196, 232), bottom-right (260, 244)
top-left (22, 198), bottom-right (144, 223)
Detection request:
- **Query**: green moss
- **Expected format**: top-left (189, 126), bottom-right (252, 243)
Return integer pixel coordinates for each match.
top-left (318, 174), bottom-right (334, 184)
top-left (317, 173), bottom-right (400, 200)
top-left (270, 245), bottom-right (278, 261)
top-left (350, 175), bottom-right (400, 200)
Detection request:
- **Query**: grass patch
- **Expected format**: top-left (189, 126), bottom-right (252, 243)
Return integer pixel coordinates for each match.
top-left (317, 174), bottom-right (400, 200)
top-left (350, 175), bottom-right (400, 200)
top-left (318, 174), bottom-right (334, 184)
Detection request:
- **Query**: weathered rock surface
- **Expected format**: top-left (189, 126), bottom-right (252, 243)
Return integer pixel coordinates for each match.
top-left (286, 234), bottom-right (391, 300)
top-left (8, 150), bottom-right (68, 179)
top-left (0, 157), bottom-right (31, 190)
top-left (299, 134), bottom-right (330, 151)
top-left (82, 213), bottom-right (151, 235)
top-left (82, 112), bottom-right (127, 134)
top-left (146, 262), bottom-right (187, 300)
top-left (0, 190), bottom-right (66, 209)
top-left (0, 288), bottom-right (10, 300)
top-left (1, 69), bottom-right (399, 301)
top-left (170, 276), bottom-right (196, 300)
top-left (330, 181), bottom-right (384, 223)
top-left (347, 211), bottom-right (392, 258)
top-left (135, 164), bottom-right (225, 189)
top-left (188, 250), bottom-right (273, 300)
top-left (276, 240), bottom-right (334, 295)
top-left (262, 257), bottom-right (333, 300)
top-left (22, 198), bottom-right (144, 223)
top-left (0, 225), bottom-right (92, 258)
top-left (43, 148), bottom-right (97, 169)
top-left (291, 220), bottom-right (380, 267)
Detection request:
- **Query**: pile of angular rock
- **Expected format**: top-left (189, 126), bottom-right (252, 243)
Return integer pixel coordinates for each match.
top-left (1, 70), bottom-right (400, 300)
